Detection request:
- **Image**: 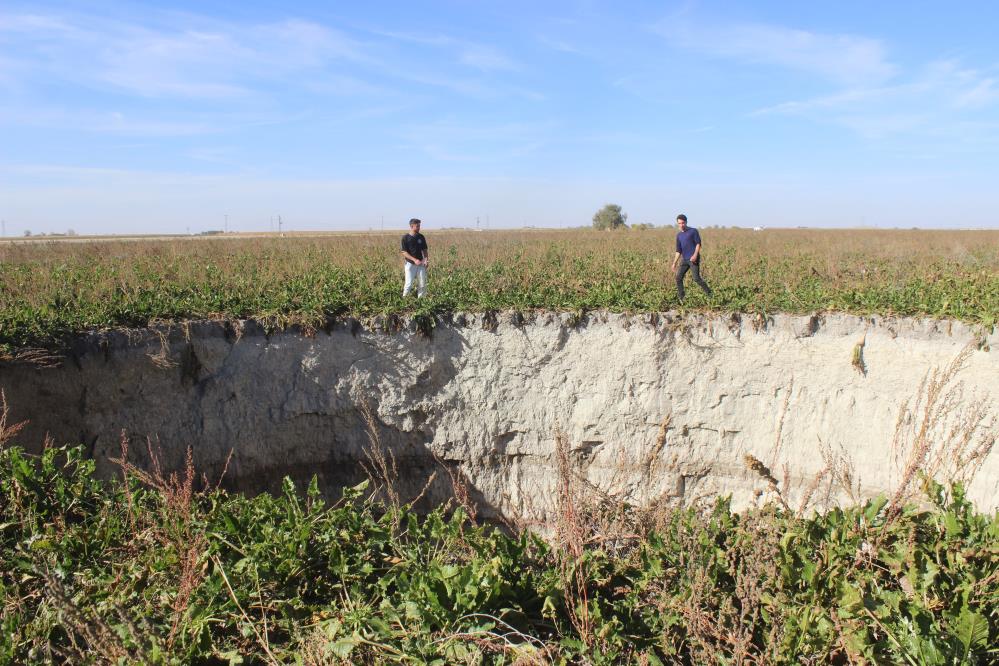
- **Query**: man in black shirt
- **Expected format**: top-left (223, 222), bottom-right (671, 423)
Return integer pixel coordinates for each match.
top-left (400, 218), bottom-right (429, 297)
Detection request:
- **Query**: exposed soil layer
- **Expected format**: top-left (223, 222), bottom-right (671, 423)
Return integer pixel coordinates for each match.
top-left (3, 311), bottom-right (996, 517)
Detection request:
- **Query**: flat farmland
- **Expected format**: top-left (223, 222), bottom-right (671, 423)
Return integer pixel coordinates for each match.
top-left (1, 228), bottom-right (996, 351)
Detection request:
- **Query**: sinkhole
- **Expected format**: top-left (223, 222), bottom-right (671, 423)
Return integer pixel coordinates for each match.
top-left (3, 311), bottom-right (997, 517)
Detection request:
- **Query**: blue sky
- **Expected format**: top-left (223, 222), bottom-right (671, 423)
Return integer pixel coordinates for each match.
top-left (2, 1), bottom-right (998, 234)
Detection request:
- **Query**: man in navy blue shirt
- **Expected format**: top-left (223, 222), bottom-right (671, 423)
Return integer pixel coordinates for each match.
top-left (671, 214), bottom-right (712, 303)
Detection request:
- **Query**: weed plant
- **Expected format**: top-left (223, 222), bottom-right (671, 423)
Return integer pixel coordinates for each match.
top-left (1, 228), bottom-right (997, 352)
top-left (2, 438), bottom-right (997, 663)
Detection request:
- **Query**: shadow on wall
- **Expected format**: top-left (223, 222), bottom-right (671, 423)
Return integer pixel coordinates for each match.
top-left (0, 319), bottom-right (500, 519)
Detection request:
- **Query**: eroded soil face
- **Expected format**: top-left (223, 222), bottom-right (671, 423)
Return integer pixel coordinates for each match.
top-left (3, 312), bottom-right (997, 518)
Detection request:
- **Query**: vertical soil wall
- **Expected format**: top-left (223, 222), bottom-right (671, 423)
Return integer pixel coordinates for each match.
top-left (2, 312), bottom-right (996, 517)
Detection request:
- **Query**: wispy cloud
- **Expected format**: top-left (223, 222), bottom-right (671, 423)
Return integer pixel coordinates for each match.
top-left (536, 34), bottom-right (581, 54)
top-left (0, 106), bottom-right (299, 136)
top-left (0, 7), bottom-right (542, 132)
top-left (398, 120), bottom-right (553, 162)
top-left (652, 16), bottom-right (999, 146)
top-left (657, 19), bottom-right (897, 85)
top-left (956, 77), bottom-right (999, 109)
top-left (371, 28), bottom-right (519, 72)
top-left (458, 44), bottom-right (517, 71)
top-left (0, 12), bottom-right (364, 99)
top-left (754, 60), bottom-right (999, 142)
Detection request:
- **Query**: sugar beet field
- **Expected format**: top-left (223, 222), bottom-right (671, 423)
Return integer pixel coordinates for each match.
top-left (0, 228), bottom-right (997, 352)
top-left (2, 227), bottom-right (999, 664)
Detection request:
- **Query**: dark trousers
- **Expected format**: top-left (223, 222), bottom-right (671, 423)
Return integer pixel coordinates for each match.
top-left (676, 259), bottom-right (712, 300)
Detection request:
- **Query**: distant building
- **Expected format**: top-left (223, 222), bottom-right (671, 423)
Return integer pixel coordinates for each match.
top-left (753, 226), bottom-right (764, 232)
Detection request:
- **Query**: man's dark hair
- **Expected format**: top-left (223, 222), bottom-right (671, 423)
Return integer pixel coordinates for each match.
top-left (409, 218), bottom-right (421, 226)
top-left (676, 214), bottom-right (687, 222)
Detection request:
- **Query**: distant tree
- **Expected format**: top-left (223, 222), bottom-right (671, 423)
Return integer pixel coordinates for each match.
top-left (67, 229), bottom-right (77, 236)
top-left (23, 230), bottom-right (31, 237)
top-left (631, 222), bottom-right (654, 231)
top-left (592, 204), bottom-right (627, 230)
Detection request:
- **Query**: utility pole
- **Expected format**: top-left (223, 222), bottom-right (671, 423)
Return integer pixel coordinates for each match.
top-left (278, 215), bottom-right (283, 235)
top-left (476, 216), bottom-right (480, 230)
top-left (224, 214), bottom-right (229, 234)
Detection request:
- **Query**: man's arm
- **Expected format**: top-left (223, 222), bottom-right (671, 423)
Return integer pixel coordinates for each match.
top-left (671, 250), bottom-right (681, 270)
top-left (691, 230), bottom-right (702, 262)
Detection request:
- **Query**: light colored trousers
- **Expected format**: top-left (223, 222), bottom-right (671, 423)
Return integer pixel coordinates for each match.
top-left (403, 262), bottom-right (427, 297)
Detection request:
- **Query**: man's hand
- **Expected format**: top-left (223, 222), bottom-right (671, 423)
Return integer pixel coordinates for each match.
top-left (412, 259), bottom-right (422, 266)
top-left (691, 254), bottom-right (699, 264)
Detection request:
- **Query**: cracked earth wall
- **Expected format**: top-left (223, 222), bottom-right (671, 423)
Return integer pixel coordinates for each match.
top-left (3, 312), bottom-right (997, 518)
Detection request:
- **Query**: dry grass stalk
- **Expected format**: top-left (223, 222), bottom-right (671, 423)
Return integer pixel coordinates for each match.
top-left (566, 475), bottom-right (645, 554)
top-left (552, 425), bottom-right (594, 648)
top-left (213, 554), bottom-right (280, 665)
top-left (887, 343), bottom-right (996, 522)
top-left (116, 432), bottom-right (138, 531)
top-left (407, 468), bottom-right (440, 512)
top-left (797, 462), bottom-right (832, 514)
top-left (166, 537), bottom-right (208, 650)
top-left (817, 439), bottom-right (861, 507)
top-left (0, 389), bottom-right (28, 447)
top-left (357, 399), bottom-right (400, 512)
top-left (110, 435), bottom-right (197, 523)
top-left (358, 396), bottom-right (450, 516)
top-left (768, 379), bottom-right (793, 470)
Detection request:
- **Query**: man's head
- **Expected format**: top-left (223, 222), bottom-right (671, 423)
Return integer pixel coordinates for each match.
top-left (409, 218), bottom-right (421, 233)
top-left (676, 214), bottom-right (687, 231)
